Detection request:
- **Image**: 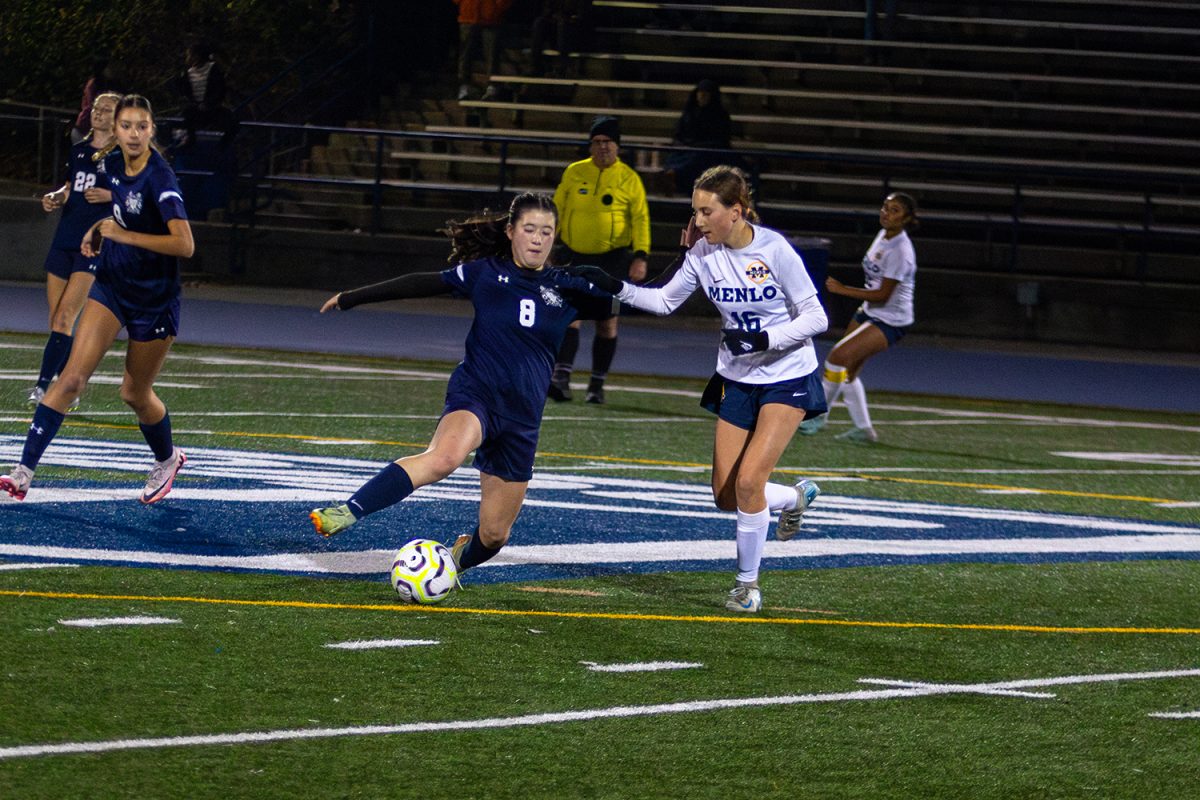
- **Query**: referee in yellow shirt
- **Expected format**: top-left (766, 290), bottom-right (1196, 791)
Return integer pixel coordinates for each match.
top-left (550, 116), bottom-right (651, 404)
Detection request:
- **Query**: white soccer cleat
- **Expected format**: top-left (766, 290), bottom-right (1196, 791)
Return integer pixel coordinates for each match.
top-left (140, 447), bottom-right (186, 504)
top-left (836, 426), bottom-right (879, 443)
top-left (777, 478), bottom-right (821, 541)
top-left (725, 584), bottom-right (762, 613)
top-left (798, 413), bottom-right (826, 435)
top-left (0, 465), bottom-right (34, 501)
top-left (26, 386), bottom-right (45, 407)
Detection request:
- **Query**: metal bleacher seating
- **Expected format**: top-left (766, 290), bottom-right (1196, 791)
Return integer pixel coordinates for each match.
top-left (262, 0), bottom-right (1200, 292)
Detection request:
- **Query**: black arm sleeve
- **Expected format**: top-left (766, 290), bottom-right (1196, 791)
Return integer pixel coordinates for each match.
top-left (337, 271), bottom-right (451, 310)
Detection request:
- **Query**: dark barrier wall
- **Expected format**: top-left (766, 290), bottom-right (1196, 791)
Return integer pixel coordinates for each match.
top-left (2, 198), bottom-right (1196, 353)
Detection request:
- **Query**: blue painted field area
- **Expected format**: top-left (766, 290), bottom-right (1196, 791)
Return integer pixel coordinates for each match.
top-left (3, 439), bottom-right (1198, 584)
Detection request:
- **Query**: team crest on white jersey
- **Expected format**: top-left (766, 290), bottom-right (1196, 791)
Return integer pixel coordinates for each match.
top-left (539, 285), bottom-right (564, 307)
top-left (125, 191), bottom-right (143, 215)
top-left (745, 260), bottom-right (771, 284)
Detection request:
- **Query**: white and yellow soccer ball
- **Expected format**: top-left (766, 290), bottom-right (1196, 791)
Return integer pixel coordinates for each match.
top-left (390, 539), bottom-right (458, 604)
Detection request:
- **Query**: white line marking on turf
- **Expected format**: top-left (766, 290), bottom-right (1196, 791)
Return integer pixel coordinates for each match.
top-left (325, 639), bottom-right (440, 650)
top-left (0, 562), bottom-right (79, 571)
top-left (857, 678), bottom-right (1055, 699)
top-left (580, 661), bottom-right (704, 673)
top-left (57, 616), bottom-right (181, 628)
top-left (1149, 710), bottom-right (1200, 719)
top-left (1, 668), bottom-right (1195, 760)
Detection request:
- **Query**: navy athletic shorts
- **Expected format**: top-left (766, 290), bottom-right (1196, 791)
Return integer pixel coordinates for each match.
top-left (700, 368), bottom-right (828, 431)
top-left (43, 247), bottom-right (94, 280)
top-left (88, 280), bottom-right (180, 342)
top-left (443, 391), bottom-right (540, 483)
top-left (853, 307), bottom-right (910, 346)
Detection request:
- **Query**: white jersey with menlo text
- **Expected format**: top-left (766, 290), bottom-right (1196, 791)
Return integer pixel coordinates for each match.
top-left (618, 223), bottom-right (826, 383)
top-left (861, 228), bottom-right (917, 327)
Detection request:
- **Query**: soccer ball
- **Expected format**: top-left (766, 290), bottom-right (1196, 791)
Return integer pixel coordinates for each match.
top-left (390, 539), bottom-right (458, 604)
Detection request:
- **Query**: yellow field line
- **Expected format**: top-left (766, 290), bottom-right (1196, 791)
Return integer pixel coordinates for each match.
top-left (4, 589), bottom-right (1198, 635)
top-left (58, 419), bottom-right (1181, 504)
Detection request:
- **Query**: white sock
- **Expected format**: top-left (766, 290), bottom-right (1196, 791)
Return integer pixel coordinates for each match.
top-left (764, 481), bottom-right (798, 512)
top-left (841, 377), bottom-right (873, 430)
top-left (734, 507), bottom-right (771, 584)
top-left (822, 361), bottom-right (848, 415)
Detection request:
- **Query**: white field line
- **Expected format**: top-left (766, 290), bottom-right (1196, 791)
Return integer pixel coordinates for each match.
top-left (57, 617), bottom-right (181, 628)
top-left (581, 661), bottom-right (704, 673)
top-left (857, 678), bottom-right (1055, 699)
top-left (4, 532), bottom-right (1200, 574)
top-left (324, 639), bottom-right (440, 650)
top-left (1149, 710), bottom-right (1200, 719)
top-left (0, 562), bottom-right (78, 571)
top-left (1, 668), bottom-right (1195, 760)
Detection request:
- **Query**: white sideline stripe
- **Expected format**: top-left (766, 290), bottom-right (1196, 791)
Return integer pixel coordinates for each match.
top-left (1149, 710), bottom-right (1200, 719)
top-left (0, 562), bottom-right (79, 571)
top-left (5, 531), bottom-right (1200, 574)
top-left (57, 616), bottom-right (181, 628)
top-left (857, 678), bottom-right (1055, 699)
top-left (2, 668), bottom-right (1196, 760)
top-left (324, 639), bottom-right (440, 650)
top-left (582, 661), bottom-right (704, 673)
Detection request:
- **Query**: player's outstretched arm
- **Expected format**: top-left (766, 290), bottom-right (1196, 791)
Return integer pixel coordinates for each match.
top-left (322, 271), bottom-right (450, 311)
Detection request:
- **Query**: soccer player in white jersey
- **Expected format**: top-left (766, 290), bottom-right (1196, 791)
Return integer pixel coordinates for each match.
top-left (801, 192), bottom-right (918, 443)
top-left (570, 166), bottom-right (827, 613)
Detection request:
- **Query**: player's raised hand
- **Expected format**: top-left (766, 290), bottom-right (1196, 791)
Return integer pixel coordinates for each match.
top-left (319, 294), bottom-right (343, 313)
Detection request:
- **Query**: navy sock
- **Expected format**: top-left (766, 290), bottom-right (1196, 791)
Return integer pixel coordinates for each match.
top-left (21, 404), bottom-right (66, 470)
top-left (458, 526), bottom-right (502, 571)
top-left (554, 326), bottom-right (580, 371)
top-left (348, 462), bottom-right (414, 520)
top-left (138, 412), bottom-right (174, 462)
top-left (37, 332), bottom-right (73, 390)
top-left (591, 335), bottom-right (617, 383)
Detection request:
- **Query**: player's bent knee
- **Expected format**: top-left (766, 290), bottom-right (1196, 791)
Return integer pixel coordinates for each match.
top-left (478, 527), bottom-right (511, 549)
top-left (54, 372), bottom-right (88, 399)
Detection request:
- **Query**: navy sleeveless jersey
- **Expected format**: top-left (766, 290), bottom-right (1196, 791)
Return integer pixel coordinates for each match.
top-left (96, 149), bottom-right (188, 313)
top-left (441, 257), bottom-right (613, 425)
top-left (50, 141), bottom-right (112, 251)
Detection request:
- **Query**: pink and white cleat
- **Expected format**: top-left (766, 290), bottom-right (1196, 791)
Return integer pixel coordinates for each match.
top-left (140, 448), bottom-right (186, 504)
top-left (0, 465), bottom-right (34, 501)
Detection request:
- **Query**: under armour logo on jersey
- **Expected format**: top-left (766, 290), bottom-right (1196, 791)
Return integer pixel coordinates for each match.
top-left (498, 275), bottom-right (510, 283)
top-left (539, 285), bottom-right (564, 307)
top-left (155, 327), bottom-right (166, 335)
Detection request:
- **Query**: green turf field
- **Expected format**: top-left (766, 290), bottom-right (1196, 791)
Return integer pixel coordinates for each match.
top-left (1, 331), bottom-right (1199, 799)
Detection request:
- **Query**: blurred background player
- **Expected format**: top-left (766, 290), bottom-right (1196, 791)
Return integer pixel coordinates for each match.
top-left (28, 91), bottom-right (120, 408)
top-left (309, 193), bottom-right (615, 579)
top-left (2, 95), bottom-right (193, 503)
top-left (549, 115), bottom-right (651, 404)
top-left (802, 191), bottom-right (918, 443)
top-left (568, 166), bottom-right (826, 613)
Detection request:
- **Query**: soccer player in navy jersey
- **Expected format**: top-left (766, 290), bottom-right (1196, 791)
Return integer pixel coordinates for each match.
top-left (309, 193), bottom-right (616, 579)
top-left (2, 95), bottom-right (193, 504)
top-left (27, 92), bottom-right (120, 408)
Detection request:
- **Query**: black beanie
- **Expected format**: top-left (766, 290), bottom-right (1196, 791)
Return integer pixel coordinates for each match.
top-left (589, 115), bottom-right (620, 144)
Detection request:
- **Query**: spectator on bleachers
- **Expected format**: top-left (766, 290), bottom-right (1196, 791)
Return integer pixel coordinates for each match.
top-left (455, 0), bottom-right (513, 100)
top-left (864, 0), bottom-right (899, 42)
top-left (548, 115), bottom-right (651, 405)
top-left (663, 79), bottom-right (734, 196)
top-left (171, 42), bottom-right (233, 149)
top-left (528, 0), bottom-right (593, 78)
